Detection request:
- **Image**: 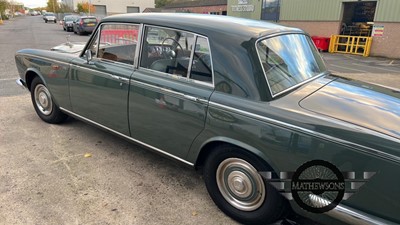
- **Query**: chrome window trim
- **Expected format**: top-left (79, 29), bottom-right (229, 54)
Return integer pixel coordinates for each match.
top-left (138, 24), bottom-right (215, 88)
top-left (59, 107), bottom-right (194, 167)
top-left (255, 33), bottom-right (328, 98)
top-left (186, 35), bottom-right (197, 78)
top-left (208, 101), bottom-right (400, 164)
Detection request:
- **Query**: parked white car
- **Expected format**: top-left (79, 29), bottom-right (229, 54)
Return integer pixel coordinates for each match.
top-left (44, 13), bottom-right (57, 23)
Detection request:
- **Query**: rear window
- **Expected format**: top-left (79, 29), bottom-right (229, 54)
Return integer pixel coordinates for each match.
top-left (256, 34), bottom-right (326, 96)
top-left (83, 18), bottom-right (97, 23)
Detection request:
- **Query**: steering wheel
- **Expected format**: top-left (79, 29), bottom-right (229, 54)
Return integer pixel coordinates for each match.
top-left (161, 37), bottom-right (183, 59)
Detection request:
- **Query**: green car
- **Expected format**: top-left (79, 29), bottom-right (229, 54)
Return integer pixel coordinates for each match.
top-left (15, 13), bottom-right (400, 225)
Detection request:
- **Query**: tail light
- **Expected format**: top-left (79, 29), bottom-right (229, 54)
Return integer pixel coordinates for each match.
top-left (80, 20), bottom-right (83, 25)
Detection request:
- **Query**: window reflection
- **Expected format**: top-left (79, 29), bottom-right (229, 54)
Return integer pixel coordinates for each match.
top-left (257, 34), bottom-right (326, 96)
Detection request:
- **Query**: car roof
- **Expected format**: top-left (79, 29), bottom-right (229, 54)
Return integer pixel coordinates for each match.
top-left (101, 13), bottom-right (302, 39)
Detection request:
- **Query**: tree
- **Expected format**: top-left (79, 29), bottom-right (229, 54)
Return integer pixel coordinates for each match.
top-left (77, 2), bottom-right (95, 14)
top-left (47, 0), bottom-right (60, 13)
top-left (155, 0), bottom-right (173, 8)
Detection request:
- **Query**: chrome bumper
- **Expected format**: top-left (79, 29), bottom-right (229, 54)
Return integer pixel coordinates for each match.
top-left (16, 79), bottom-right (27, 90)
top-left (309, 194), bottom-right (397, 225)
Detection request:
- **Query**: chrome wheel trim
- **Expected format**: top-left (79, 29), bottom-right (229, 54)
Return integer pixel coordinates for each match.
top-left (34, 84), bottom-right (53, 116)
top-left (216, 158), bottom-right (266, 211)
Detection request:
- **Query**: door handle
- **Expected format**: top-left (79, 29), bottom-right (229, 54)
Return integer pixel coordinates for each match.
top-left (183, 95), bottom-right (199, 102)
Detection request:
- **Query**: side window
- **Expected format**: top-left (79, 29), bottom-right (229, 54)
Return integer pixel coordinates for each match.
top-left (87, 30), bottom-right (99, 56)
top-left (190, 36), bottom-right (212, 83)
top-left (140, 26), bottom-right (194, 77)
top-left (97, 24), bottom-right (139, 64)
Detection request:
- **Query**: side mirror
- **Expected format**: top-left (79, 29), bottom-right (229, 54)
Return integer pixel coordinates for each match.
top-left (85, 50), bottom-right (94, 65)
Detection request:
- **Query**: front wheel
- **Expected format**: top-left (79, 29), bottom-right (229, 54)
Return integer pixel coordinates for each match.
top-left (30, 77), bottom-right (68, 124)
top-left (203, 145), bottom-right (288, 224)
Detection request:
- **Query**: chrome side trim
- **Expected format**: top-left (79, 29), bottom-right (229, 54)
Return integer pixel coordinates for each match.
top-left (208, 102), bottom-right (400, 164)
top-left (309, 194), bottom-right (396, 225)
top-left (59, 107), bottom-right (194, 167)
top-left (130, 79), bottom-right (209, 104)
top-left (16, 79), bottom-right (27, 90)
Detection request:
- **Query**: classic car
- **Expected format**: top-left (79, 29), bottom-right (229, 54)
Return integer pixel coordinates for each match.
top-left (15, 13), bottom-right (400, 225)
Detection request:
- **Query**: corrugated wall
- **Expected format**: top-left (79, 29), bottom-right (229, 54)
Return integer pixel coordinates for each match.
top-left (280, 0), bottom-right (400, 22)
top-left (280, 0), bottom-right (342, 21)
top-left (375, 0), bottom-right (400, 22)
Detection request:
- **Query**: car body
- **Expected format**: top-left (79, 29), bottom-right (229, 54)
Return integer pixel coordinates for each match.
top-left (73, 16), bottom-right (98, 35)
top-left (43, 12), bottom-right (57, 23)
top-left (62, 15), bottom-right (79, 32)
top-left (14, 13), bottom-right (400, 225)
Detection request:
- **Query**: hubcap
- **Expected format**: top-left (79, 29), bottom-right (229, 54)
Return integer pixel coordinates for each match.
top-left (216, 158), bottom-right (266, 211)
top-left (34, 84), bottom-right (53, 116)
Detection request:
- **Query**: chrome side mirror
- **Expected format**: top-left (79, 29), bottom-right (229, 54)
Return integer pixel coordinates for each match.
top-left (85, 50), bottom-right (94, 65)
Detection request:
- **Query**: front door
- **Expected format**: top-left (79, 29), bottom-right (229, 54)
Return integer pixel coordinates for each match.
top-left (69, 23), bottom-right (140, 135)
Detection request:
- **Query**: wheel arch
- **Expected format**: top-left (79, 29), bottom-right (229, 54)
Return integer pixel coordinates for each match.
top-left (25, 69), bottom-right (46, 91)
top-left (194, 137), bottom-right (278, 174)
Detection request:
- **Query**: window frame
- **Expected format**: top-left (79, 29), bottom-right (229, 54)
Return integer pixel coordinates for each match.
top-left (138, 24), bottom-right (214, 88)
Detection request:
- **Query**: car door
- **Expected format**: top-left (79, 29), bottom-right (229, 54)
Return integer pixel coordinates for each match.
top-left (69, 23), bottom-right (140, 135)
top-left (129, 25), bottom-right (214, 159)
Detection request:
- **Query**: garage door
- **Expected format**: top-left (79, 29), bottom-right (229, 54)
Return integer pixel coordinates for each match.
top-left (127, 6), bottom-right (139, 13)
top-left (94, 5), bottom-right (107, 18)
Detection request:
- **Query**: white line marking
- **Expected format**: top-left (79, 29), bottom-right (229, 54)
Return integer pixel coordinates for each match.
top-left (0, 78), bottom-right (17, 81)
top-left (352, 63), bottom-right (400, 73)
top-left (330, 64), bottom-right (368, 72)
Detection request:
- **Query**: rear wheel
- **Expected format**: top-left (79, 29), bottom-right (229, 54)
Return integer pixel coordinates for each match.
top-left (30, 77), bottom-right (68, 124)
top-left (203, 145), bottom-right (288, 224)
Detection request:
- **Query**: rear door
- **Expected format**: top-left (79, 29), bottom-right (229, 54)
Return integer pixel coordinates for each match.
top-left (69, 23), bottom-right (140, 135)
top-left (129, 25), bottom-right (214, 159)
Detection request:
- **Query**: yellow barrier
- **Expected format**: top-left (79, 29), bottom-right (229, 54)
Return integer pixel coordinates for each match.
top-left (329, 35), bottom-right (372, 57)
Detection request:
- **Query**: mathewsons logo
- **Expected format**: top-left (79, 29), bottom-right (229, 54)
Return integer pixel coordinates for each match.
top-left (260, 160), bottom-right (376, 213)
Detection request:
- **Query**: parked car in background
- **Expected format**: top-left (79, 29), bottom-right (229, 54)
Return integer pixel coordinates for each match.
top-left (73, 16), bottom-right (98, 35)
top-left (14, 13), bottom-right (400, 225)
top-left (62, 15), bottom-right (79, 32)
top-left (43, 12), bottom-right (57, 23)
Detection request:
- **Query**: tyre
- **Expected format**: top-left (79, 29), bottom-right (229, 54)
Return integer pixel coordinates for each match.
top-left (30, 77), bottom-right (68, 124)
top-left (203, 145), bottom-right (288, 225)
top-left (54, 20), bottom-right (57, 23)
top-left (45, 20), bottom-right (47, 23)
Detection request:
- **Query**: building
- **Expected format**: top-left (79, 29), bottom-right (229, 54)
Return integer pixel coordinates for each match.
top-left (228, 0), bottom-right (400, 58)
top-left (164, 0), bottom-right (227, 15)
top-left (60, 0), bottom-right (155, 17)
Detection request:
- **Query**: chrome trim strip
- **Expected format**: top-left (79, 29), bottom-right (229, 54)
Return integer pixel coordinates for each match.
top-left (71, 64), bottom-right (130, 84)
top-left (208, 102), bottom-right (400, 163)
top-left (186, 35), bottom-right (197, 78)
top-left (130, 79), bottom-right (208, 104)
top-left (309, 194), bottom-right (396, 225)
top-left (59, 107), bottom-right (194, 167)
top-left (16, 79), bottom-right (27, 90)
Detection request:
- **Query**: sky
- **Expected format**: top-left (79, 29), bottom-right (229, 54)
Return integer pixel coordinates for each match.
top-left (18, 0), bottom-right (48, 8)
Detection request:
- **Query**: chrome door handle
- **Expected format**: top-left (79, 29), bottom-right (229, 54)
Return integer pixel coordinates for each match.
top-left (184, 95), bottom-right (199, 102)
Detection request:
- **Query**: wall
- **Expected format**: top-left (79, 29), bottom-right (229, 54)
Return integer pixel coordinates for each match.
top-left (278, 21), bottom-right (341, 37)
top-left (168, 5), bottom-right (227, 14)
top-left (81, 0), bottom-right (154, 14)
top-left (369, 22), bottom-right (400, 58)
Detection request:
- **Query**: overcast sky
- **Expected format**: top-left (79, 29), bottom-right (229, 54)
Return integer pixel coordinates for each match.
top-left (19, 0), bottom-right (48, 8)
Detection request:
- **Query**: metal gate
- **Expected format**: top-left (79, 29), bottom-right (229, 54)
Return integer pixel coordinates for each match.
top-left (94, 5), bottom-right (107, 19)
top-left (329, 35), bottom-right (372, 57)
top-left (127, 7), bottom-right (140, 13)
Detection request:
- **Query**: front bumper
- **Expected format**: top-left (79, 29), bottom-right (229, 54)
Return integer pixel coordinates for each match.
top-left (16, 79), bottom-right (27, 90)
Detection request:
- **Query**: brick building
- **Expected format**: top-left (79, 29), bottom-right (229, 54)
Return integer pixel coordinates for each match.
top-left (164, 0), bottom-right (227, 15)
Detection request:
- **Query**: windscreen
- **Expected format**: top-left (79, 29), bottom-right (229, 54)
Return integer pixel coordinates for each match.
top-left (256, 34), bottom-right (326, 96)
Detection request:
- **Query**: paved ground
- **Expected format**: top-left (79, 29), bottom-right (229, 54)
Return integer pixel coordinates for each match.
top-left (0, 15), bottom-right (399, 225)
